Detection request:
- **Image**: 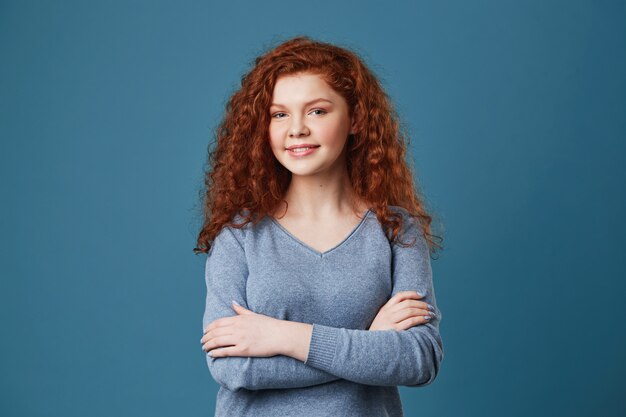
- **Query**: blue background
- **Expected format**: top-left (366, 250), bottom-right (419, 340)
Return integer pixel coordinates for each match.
top-left (2, 1), bottom-right (625, 416)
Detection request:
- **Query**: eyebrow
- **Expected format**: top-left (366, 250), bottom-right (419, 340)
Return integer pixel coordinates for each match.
top-left (270, 98), bottom-right (334, 107)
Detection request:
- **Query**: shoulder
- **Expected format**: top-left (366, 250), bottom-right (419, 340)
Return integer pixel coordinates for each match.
top-left (387, 205), bottom-right (423, 229)
top-left (207, 212), bottom-right (244, 250)
top-left (387, 204), bottom-right (409, 217)
top-left (219, 209), bottom-right (263, 246)
top-left (386, 205), bottom-right (427, 247)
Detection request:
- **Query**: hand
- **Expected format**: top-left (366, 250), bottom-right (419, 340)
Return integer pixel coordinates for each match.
top-left (201, 302), bottom-right (283, 358)
top-left (368, 291), bottom-right (435, 331)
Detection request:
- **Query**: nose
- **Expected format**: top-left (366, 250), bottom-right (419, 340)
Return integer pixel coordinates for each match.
top-left (289, 116), bottom-right (309, 137)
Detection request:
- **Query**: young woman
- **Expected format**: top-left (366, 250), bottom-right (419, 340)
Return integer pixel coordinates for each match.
top-left (195, 36), bottom-right (444, 417)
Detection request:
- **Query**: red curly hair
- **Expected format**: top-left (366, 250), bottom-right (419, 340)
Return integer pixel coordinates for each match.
top-left (194, 35), bottom-right (443, 257)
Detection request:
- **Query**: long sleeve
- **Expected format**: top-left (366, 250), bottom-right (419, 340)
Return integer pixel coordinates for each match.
top-left (303, 216), bottom-right (444, 387)
top-left (202, 225), bottom-right (341, 392)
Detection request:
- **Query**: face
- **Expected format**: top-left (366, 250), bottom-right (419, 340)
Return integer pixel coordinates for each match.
top-left (268, 72), bottom-right (356, 178)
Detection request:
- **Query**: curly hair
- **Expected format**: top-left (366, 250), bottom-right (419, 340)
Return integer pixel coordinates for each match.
top-left (194, 35), bottom-right (443, 257)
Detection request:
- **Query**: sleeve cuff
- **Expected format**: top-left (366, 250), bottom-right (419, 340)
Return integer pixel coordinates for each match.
top-left (305, 323), bottom-right (339, 370)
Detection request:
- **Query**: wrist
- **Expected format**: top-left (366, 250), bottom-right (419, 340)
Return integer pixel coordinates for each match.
top-left (277, 320), bottom-right (313, 362)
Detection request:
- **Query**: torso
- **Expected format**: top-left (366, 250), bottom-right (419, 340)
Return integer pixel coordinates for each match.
top-left (209, 204), bottom-right (419, 417)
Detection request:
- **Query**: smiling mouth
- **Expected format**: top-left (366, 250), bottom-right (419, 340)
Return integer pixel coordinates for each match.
top-left (286, 146), bottom-right (320, 157)
top-left (287, 146), bottom-right (318, 153)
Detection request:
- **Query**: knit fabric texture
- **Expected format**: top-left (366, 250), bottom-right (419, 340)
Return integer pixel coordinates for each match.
top-left (202, 205), bottom-right (444, 417)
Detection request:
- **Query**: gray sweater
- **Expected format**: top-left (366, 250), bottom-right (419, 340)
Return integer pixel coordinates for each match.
top-left (202, 205), bottom-right (444, 417)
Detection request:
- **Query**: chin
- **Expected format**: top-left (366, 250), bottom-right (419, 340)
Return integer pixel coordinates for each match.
top-left (284, 165), bottom-right (322, 177)
top-left (286, 169), bottom-right (316, 177)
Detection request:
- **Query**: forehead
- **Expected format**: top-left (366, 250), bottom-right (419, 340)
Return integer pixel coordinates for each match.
top-left (271, 72), bottom-right (338, 103)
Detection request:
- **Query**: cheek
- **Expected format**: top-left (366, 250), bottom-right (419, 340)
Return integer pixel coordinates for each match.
top-left (318, 123), bottom-right (348, 148)
top-left (268, 129), bottom-right (288, 159)
top-left (268, 126), bottom-right (281, 149)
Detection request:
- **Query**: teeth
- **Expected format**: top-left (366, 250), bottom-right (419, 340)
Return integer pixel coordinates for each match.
top-left (290, 147), bottom-right (312, 153)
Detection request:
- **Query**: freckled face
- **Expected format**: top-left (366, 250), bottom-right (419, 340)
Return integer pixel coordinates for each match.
top-left (268, 72), bottom-right (355, 177)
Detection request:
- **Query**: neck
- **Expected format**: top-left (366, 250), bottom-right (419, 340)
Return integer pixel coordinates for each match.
top-left (278, 165), bottom-right (366, 219)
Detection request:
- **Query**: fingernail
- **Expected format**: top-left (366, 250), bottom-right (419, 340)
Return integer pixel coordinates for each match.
top-left (424, 316), bottom-right (431, 320)
top-left (428, 304), bottom-right (435, 311)
top-left (232, 300), bottom-right (240, 306)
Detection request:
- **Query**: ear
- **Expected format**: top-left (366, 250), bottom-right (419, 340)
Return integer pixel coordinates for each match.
top-left (349, 111), bottom-right (359, 135)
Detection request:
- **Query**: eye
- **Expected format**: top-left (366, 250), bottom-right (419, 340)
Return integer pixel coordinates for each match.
top-left (310, 109), bottom-right (327, 116)
top-left (271, 112), bottom-right (287, 119)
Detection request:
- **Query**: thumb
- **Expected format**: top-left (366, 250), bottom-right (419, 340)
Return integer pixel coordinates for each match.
top-left (231, 300), bottom-right (253, 314)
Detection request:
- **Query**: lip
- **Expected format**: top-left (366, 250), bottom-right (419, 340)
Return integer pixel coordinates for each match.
top-left (286, 145), bottom-right (319, 157)
top-left (285, 144), bottom-right (320, 150)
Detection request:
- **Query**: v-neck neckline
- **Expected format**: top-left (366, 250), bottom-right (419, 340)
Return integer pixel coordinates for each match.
top-left (269, 208), bottom-right (372, 258)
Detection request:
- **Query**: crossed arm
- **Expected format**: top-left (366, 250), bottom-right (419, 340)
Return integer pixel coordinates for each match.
top-left (202, 227), bottom-right (341, 391)
top-left (202, 223), bottom-right (443, 392)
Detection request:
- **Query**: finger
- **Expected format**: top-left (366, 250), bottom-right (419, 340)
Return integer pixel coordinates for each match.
top-left (392, 307), bottom-right (432, 322)
top-left (209, 346), bottom-right (239, 358)
top-left (201, 326), bottom-right (233, 344)
top-left (403, 299), bottom-right (435, 313)
top-left (231, 302), bottom-right (243, 313)
top-left (204, 319), bottom-right (222, 334)
top-left (389, 300), bottom-right (432, 315)
top-left (231, 301), bottom-right (254, 315)
top-left (204, 316), bottom-right (234, 334)
top-left (203, 335), bottom-right (235, 353)
top-left (395, 315), bottom-right (430, 331)
top-left (392, 290), bottom-right (424, 304)
top-left (387, 291), bottom-right (415, 307)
